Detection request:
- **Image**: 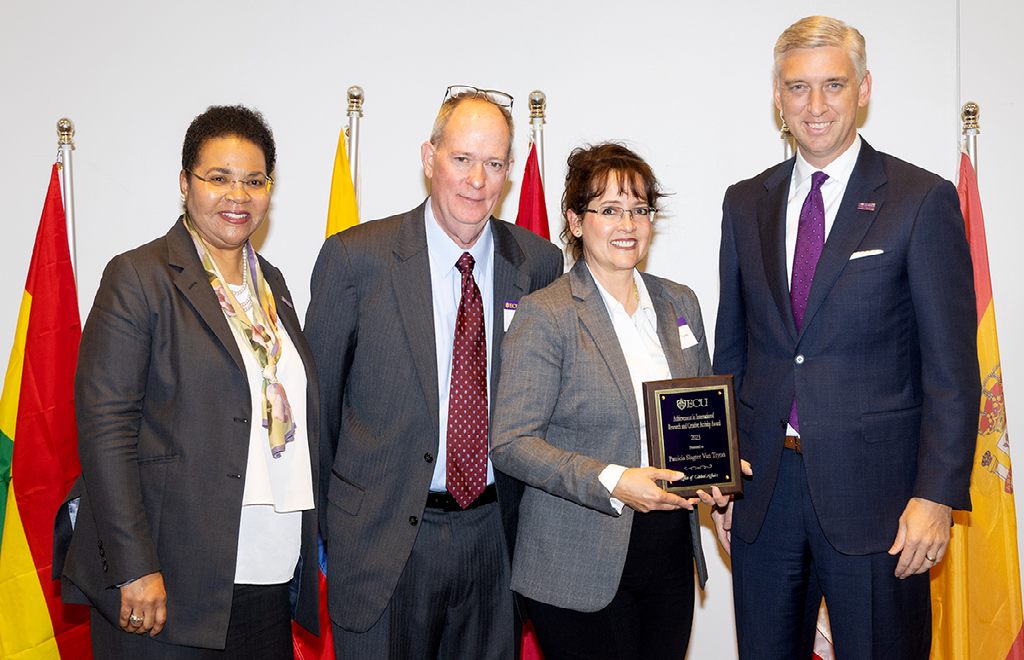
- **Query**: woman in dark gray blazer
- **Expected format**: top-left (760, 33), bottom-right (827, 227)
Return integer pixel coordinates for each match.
top-left (56, 105), bottom-right (319, 658)
top-left (492, 143), bottom-right (736, 659)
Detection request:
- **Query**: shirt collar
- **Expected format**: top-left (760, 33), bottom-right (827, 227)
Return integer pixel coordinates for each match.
top-left (424, 197), bottom-right (494, 279)
top-left (793, 134), bottom-right (862, 189)
top-left (590, 264), bottom-right (657, 326)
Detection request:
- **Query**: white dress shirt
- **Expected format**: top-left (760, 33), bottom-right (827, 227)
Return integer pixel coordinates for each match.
top-left (590, 266), bottom-right (671, 511)
top-left (424, 198), bottom-right (497, 492)
top-left (785, 135), bottom-right (862, 438)
top-left (228, 302), bottom-right (314, 584)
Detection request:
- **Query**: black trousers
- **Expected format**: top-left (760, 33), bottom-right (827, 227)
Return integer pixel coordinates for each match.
top-left (526, 508), bottom-right (695, 660)
top-left (91, 583), bottom-right (293, 659)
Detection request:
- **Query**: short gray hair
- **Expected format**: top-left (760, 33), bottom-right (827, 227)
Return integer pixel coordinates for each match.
top-left (774, 16), bottom-right (867, 84)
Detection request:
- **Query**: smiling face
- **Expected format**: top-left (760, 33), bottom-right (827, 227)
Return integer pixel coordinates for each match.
top-left (179, 136), bottom-right (271, 267)
top-left (421, 99), bottom-right (512, 249)
top-left (568, 174), bottom-right (653, 285)
top-left (774, 45), bottom-right (872, 169)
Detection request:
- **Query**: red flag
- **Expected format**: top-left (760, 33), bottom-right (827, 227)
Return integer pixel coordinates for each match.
top-left (0, 162), bottom-right (91, 658)
top-left (292, 563), bottom-right (333, 659)
top-left (520, 618), bottom-right (546, 660)
top-left (515, 144), bottom-right (550, 240)
top-left (514, 141), bottom-right (550, 660)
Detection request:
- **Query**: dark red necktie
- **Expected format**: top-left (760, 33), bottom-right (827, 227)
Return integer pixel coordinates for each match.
top-left (788, 171), bottom-right (829, 434)
top-left (446, 252), bottom-right (488, 509)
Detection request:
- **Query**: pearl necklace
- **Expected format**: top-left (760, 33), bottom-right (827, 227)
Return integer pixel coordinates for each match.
top-left (227, 257), bottom-right (254, 314)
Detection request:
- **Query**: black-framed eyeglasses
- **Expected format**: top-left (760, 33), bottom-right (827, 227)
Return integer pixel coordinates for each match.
top-left (187, 170), bottom-right (274, 195)
top-left (444, 85), bottom-right (514, 110)
top-left (585, 206), bottom-right (656, 221)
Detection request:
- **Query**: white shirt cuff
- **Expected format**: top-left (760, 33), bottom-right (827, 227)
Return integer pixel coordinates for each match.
top-left (599, 464), bottom-right (628, 514)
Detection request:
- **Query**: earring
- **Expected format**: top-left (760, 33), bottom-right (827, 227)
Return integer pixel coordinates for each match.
top-left (181, 193), bottom-right (187, 203)
top-left (780, 109), bottom-right (790, 135)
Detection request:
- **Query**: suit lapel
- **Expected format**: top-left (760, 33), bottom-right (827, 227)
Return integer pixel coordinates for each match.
top-left (800, 141), bottom-right (886, 335)
top-left (757, 160), bottom-right (799, 342)
top-left (489, 219), bottom-right (531, 399)
top-left (391, 204), bottom-right (441, 431)
top-left (643, 274), bottom-right (693, 378)
top-left (570, 262), bottom-right (641, 441)
top-left (167, 218), bottom-right (247, 374)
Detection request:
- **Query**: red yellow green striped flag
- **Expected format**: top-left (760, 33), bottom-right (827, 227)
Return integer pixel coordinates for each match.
top-left (0, 162), bottom-right (90, 658)
top-left (930, 150), bottom-right (1024, 659)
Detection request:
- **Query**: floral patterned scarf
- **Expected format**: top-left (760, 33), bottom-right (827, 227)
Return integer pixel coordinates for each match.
top-left (185, 214), bottom-right (296, 458)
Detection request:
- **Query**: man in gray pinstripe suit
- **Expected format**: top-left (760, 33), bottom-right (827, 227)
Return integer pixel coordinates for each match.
top-left (306, 89), bottom-right (562, 659)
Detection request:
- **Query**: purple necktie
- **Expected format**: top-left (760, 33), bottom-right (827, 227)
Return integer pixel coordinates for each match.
top-left (788, 171), bottom-right (829, 434)
top-left (446, 252), bottom-right (488, 509)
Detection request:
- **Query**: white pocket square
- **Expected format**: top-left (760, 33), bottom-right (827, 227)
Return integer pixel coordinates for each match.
top-left (849, 249), bottom-right (884, 260)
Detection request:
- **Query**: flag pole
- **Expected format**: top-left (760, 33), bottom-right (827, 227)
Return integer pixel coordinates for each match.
top-left (962, 102), bottom-right (979, 177)
top-left (57, 118), bottom-right (77, 285)
top-left (528, 90), bottom-right (546, 186)
top-left (346, 86), bottom-right (364, 215)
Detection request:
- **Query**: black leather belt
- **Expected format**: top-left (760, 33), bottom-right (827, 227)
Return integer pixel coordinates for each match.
top-left (426, 484), bottom-right (497, 512)
top-left (784, 435), bottom-right (802, 454)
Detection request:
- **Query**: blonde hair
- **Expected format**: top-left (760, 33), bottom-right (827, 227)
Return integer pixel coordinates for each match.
top-left (774, 16), bottom-right (867, 83)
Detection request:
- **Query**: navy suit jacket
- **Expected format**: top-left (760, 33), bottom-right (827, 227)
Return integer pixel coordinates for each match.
top-left (305, 201), bottom-right (562, 632)
top-left (713, 139), bottom-right (979, 555)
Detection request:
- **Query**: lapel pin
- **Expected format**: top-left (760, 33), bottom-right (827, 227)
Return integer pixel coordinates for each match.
top-left (857, 202), bottom-right (876, 211)
top-left (281, 296), bottom-right (293, 309)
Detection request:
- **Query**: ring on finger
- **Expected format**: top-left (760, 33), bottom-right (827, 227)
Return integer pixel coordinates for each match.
top-left (129, 614), bottom-right (143, 625)
top-left (925, 554), bottom-right (936, 562)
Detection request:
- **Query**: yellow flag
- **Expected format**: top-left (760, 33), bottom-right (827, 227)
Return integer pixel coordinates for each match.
top-left (930, 150), bottom-right (1024, 660)
top-left (325, 128), bottom-right (359, 238)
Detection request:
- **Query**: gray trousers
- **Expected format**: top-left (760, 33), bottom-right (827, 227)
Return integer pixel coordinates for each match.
top-left (333, 501), bottom-right (514, 660)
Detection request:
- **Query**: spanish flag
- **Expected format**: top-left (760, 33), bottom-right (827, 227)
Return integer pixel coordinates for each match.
top-left (930, 150), bottom-right (1024, 659)
top-left (324, 127), bottom-right (360, 239)
top-left (0, 163), bottom-right (90, 658)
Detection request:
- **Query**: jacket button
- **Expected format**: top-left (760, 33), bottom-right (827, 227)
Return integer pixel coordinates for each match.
top-left (795, 355), bottom-right (805, 364)
top-left (409, 516), bottom-right (419, 526)
top-left (424, 453), bottom-right (434, 463)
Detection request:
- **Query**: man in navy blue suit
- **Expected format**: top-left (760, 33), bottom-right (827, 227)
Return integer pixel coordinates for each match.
top-left (712, 15), bottom-right (980, 660)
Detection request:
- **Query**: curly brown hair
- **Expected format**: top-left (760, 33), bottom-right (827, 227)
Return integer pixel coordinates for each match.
top-left (560, 142), bottom-right (664, 262)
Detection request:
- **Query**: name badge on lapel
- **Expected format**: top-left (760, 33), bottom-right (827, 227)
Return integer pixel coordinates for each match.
top-left (503, 300), bottom-right (518, 331)
top-left (678, 316), bottom-right (698, 349)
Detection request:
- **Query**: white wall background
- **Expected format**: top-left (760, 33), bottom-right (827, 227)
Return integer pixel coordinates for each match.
top-left (2, 1), bottom-right (1021, 656)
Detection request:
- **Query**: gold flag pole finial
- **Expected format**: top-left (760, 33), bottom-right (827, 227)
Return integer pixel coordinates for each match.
top-left (962, 102), bottom-right (980, 179)
top-left (57, 117), bottom-right (75, 147)
top-left (528, 90), bottom-right (547, 186)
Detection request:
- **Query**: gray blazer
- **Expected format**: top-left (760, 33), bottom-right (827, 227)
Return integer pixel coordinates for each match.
top-left (54, 218), bottom-right (320, 649)
top-left (305, 201), bottom-right (563, 632)
top-left (491, 260), bottom-right (710, 613)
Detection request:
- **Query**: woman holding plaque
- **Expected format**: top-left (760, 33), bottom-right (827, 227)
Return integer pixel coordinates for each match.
top-left (492, 142), bottom-right (735, 659)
